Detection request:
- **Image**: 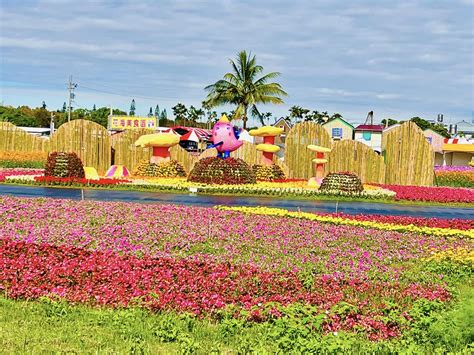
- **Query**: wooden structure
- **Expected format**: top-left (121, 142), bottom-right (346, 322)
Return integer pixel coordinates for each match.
top-left (382, 121), bottom-right (434, 186)
top-left (328, 140), bottom-right (385, 184)
top-left (0, 122), bottom-right (49, 152)
top-left (284, 122), bottom-right (332, 179)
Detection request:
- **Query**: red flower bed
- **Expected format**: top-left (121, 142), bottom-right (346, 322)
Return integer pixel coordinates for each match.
top-left (0, 168), bottom-right (43, 182)
top-left (0, 237), bottom-right (451, 340)
top-left (34, 176), bottom-right (130, 185)
top-left (380, 184), bottom-right (474, 203)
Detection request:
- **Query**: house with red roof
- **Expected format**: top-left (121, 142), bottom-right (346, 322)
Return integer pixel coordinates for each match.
top-left (354, 124), bottom-right (384, 153)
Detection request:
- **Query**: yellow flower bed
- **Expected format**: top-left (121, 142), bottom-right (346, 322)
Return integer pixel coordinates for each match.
top-left (215, 206), bottom-right (474, 239)
top-left (428, 247), bottom-right (474, 265)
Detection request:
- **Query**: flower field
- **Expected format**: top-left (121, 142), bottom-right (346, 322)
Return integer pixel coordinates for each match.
top-left (0, 196), bottom-right (472, 351)
top-left (435, 166), bottom-right (474, 188)
top-left (379, 184), bottom-right (474, 203)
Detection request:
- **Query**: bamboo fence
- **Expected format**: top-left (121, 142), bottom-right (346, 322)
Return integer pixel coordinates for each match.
top-left (382, 121), bottom-right (434, 186)
top-left (169, 145), bottom-right (199, 174)
top-left (49, 120), bottom-right (111, 174)
top-left (328, 140), bottom-right (385, 183)
top-left (284, 122), bottom-right (332, 179)
top-left (0, 122), bottom-right (49, 152)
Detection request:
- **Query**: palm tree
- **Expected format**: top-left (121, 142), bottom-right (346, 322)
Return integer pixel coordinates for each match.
top-left (203, 51), bottom-right (287, 129)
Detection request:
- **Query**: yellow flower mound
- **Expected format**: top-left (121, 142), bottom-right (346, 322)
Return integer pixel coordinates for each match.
top-left (215, 206), bottom-right (474, 239)
top-left (256, 144), bottom-right (280, 153)
top-left (84, 167), bottom-right (100, 180)
top-left (249, 126), bottom-right (284, 137)
top-left (135, 133), bottom-right (180, 148)
top-left (307, 145), bottom-right (331, 153)
top-left (428, 247), bottom-right (474, 265)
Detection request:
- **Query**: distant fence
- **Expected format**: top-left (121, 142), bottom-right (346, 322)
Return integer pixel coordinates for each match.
top-left (284, 122), bottom-right (332, 179)
top-left (0, 120), bottom-right (435, 185)
top-left (328, 140), bottom-right (385, 184)
top-left (111, 129), bottom-right (154, 173)
top-left (0, 122), bottom-right (49, 152)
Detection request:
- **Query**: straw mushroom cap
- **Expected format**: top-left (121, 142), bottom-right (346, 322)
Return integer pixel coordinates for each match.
top-left (312, 158), bottom-right (328, 164)
top-left (307, 144), bottom-right (331, 153)
top-left (135, 133), bottom-right (180, 148)
top-left (249, 126), bottom-right (284, 137)
top-left (256, 144), bottom-right (280, 153)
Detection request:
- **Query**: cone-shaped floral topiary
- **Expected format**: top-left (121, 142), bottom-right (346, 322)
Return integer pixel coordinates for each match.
top-left (188, 157), bottom-right (256, 184)
top-left (44, 152), bottom-right (85, 178)
top-left (319, 172), bottom-right (363, 194)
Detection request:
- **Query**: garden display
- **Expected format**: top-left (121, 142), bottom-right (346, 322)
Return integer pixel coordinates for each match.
top-left (320, 171), bottom-right (364, 194)
top-left (0, 196), bottom-right (472, 353)
top-left (44, 152), bottom-right (85, 178)
top-left (0, 151), bottom-right (47, 169)
top-left (105, 165), bottom-right (130, 179)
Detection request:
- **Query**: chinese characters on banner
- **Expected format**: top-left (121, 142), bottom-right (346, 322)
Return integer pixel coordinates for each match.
top-left (109, 116), bottom-right (157, 131)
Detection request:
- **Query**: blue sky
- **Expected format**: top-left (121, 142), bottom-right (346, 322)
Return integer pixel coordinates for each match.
top-left (0, 0), bottom-right (472, 126)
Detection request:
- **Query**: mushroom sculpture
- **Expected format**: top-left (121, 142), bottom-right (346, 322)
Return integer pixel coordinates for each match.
top-left (307, 144), bottom-right (332, 185)
top-left (249, 126), bottom-right (284, 166)
top-left (135, 133), bottom-right (180, 163)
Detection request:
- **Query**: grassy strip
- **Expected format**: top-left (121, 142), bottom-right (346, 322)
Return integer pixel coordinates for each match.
top-left (1, 289), bottom-right (472, 354)
top-left (2, 180), bottom-right (474, 208)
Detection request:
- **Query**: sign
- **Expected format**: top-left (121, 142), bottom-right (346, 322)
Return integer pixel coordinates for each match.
top-left (108, 116), bottom-right (157, 131)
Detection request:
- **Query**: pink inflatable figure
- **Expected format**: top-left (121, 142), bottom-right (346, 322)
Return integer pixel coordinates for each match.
top-left (208, 114), bottom-right (243, 158)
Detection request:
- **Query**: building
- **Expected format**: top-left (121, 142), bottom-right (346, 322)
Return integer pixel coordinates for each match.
top-left (354, 124), bottom-right (384, 152)
top-left (272, 117), bottom-right (292, 145)
top-left (450, 120), bottom-right (474, 138)
top-left (322, 117), bottom-right (354, 140)
top-left (423, 128), bottom-right (445, 165)
top-left (17, 127), bottom-right (52, 137)
top-left (442, 138), bottom-right (474, 166)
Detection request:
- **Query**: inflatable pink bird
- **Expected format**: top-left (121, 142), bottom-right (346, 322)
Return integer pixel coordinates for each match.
top-left (208, 115), bottom-right (243, 158)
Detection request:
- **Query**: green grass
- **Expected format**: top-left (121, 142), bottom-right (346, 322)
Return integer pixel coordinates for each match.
top-left (1, 286), bottom-right (473, 354)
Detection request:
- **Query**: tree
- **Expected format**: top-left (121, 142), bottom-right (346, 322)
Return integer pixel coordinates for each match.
top-left (92, 104), bottom-right (96, 112)
top-left (41, 101), bottom-right (47, 109)
top-left (62, 102), bottom-right (67, 113)
top-left (172, 103), bottom-right (188, 125)
top-left (188, 105), bottom-right (205, 125)
top-left (381, 118), bottom-right (398, 127)
top-left (203, 50), bottom-right (287, 129)
top-left (288, 106), bottom-right (310, 123)
top-left (154, 105), bottom-right (160, 118)
top-left (258, 112), bottom-right (272, 126)
top-left (129, 99), bottom-right (136, 116)
top-left (410, 117), bottom-right (431, 131)
top-left (148, 107), bottom-right (153, 117)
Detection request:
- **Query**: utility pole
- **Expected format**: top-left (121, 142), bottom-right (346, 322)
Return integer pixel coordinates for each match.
top-left (67, 75), bottom-right (78, 122)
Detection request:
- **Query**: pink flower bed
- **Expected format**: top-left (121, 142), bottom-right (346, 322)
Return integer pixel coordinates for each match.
top-left (380, 184), bottom-right (474, 203)
top-left (0, 168), bottom-right (43, 182)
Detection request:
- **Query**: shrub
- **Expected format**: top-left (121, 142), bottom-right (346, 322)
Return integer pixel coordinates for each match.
top-left (320, 172), bottom-right (363, 194)
top-left (0, 151), bottom-right (47, 169)
top-left (133, 160), bottom-right (186, 178)
top-left (188, 157), bottom-right (256, 185)
top-left (252, 164), bottom-right (285, 181)
top-left (44, 152), bottom-right (85, 178)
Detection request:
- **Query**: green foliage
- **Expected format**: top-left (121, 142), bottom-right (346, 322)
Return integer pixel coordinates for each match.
top-left (381, 118), bottom-right (398, 127)
top-left (203, 50), bottom-right (287, 129)
top-left (410, 117), bottom-right (450, 138)
top-left (129, 99), bottom-right (136, 116)
top-left (44, 152), bottom-right (85, 178)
